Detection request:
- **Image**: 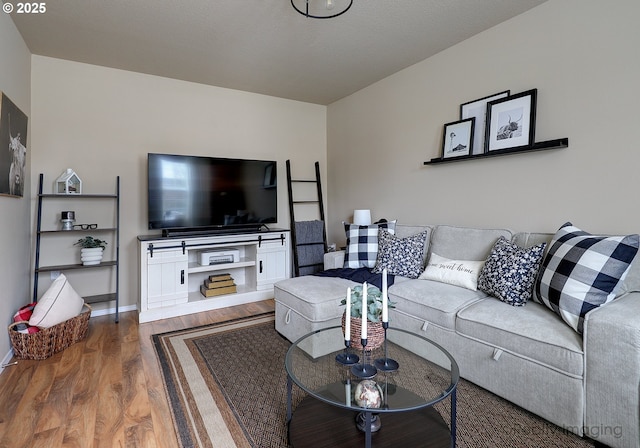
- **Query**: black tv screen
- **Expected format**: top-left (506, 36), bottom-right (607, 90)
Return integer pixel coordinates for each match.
top-left (148, 153), bottom-right (277, 232)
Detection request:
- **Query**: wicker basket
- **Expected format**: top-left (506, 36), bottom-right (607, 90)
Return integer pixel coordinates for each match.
top-left (341, 312), bottom-right (385, 351)
top-left (8, 304), bottom-right (92, 360)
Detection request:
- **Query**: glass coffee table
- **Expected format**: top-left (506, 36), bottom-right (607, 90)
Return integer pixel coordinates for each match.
top-left (285, 326), bottom-right (459, 448)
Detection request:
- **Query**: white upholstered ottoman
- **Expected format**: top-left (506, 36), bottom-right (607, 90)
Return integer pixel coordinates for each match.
top-left (274, 275), bottom-right (356, 358)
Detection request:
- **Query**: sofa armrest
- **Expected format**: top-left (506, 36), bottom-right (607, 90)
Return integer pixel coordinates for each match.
top-left (324, 250), bottom-right (345, 270)
top-left (583, 292), bottom-right (640, 447)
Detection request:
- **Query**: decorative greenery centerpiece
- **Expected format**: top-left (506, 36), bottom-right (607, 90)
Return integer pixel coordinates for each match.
top-left (340, 284), bottom-right (395, 350)
top-left (340, 284), bottom-right (395, 323)
top-left (74, 236), bottom-right (108, 249)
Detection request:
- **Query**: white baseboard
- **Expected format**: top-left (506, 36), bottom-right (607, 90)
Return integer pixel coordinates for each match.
top-left (0, 349), bottom-right (15, 374)
top-left (90, 304), bottom-right (137, 318)
top-left (1, 304), bottom-right (138, 374)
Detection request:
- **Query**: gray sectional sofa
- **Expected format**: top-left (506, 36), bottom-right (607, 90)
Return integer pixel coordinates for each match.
top-left (274, 224), bottom-right (640, 448)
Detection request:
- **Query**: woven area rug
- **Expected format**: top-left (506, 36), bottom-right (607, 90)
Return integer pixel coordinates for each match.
top-left (153, 312), bottom-right (596, 448)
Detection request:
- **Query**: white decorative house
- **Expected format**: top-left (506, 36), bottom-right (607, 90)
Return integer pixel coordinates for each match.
top-left (55, 168), bottom-right (82, 194)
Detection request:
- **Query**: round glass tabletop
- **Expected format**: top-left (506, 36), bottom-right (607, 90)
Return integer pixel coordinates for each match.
top-left (285, 325), bottom-right (459, 413)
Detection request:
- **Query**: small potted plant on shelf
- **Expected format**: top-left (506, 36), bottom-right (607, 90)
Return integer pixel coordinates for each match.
top-left (339, 284), bottom-right (395, 350)
top-left (74, 236), bottom-right (108, 266)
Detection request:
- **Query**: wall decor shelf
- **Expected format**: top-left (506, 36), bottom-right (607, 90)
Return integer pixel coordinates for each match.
top-left (33, 173), bottom-right (120, 322)
top-left (423, 138), bottom-right (568, 165)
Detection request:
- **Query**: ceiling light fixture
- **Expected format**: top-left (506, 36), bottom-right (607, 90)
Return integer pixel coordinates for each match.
top-left (291, 0), bottom-right (353, 19)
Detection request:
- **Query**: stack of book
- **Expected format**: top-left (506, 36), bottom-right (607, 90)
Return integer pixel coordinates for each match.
top-left (200, 273), bottom-right (237, 297)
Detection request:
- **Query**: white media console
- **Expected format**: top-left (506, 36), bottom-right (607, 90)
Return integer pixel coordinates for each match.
top-left (137, 229), bottom-right (290, 323)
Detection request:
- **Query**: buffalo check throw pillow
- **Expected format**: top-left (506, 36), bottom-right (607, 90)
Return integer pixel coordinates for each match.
top-left (343, 221), bottom-right (396, 269)
top-left (534, 222), bottom-right (639, 334)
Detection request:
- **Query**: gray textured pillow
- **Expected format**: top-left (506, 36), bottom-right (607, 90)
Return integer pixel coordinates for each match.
top-left (373, 229), bottom-right (429, 279)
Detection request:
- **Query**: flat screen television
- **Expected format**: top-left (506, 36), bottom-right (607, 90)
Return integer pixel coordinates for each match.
top-left (147, 153), bottom-right (277, 235)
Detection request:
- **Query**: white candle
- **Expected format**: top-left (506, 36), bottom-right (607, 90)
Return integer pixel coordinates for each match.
top-left (345, 380), bottom-right (351, 407)
top-left (345, 287), bottom-right (351, 341)
top-left (361, 282), bottom-right (368, 340)
top-left (382, 268), bottom-right (388, 323)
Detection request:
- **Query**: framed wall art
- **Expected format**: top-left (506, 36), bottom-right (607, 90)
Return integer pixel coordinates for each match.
top-left (0, 92), bottom-right (29, 198)
top-left (485, 89), bottom-right (537, 153)
top-left (442, 118), bottom-right (475, 159)
top-left (460, 90), bottom-right (509, 155)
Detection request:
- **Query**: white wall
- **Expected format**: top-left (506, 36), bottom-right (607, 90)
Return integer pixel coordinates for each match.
top-left (0, 13), bottom-right (31, 357)
top-left (327, 0), bottom-right (640, 245)
top-left (30, 57), bottom-right (326, 312)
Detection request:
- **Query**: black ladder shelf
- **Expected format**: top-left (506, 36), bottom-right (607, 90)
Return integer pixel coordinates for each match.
top-left (33, 173), bottom-right (121, 322)
top-left (286, 160), bottom-right (327, 277)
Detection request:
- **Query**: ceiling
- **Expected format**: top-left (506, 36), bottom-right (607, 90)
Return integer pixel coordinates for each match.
top-left (10, 0), bottom-right (547, 105)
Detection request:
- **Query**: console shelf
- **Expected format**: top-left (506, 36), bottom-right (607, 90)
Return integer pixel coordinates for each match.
top-left (423, 138), bottom-right (568, 165)
top-left (137, 229), bottom-right (290, 323)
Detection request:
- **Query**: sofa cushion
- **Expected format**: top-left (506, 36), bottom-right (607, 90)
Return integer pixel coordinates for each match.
top-left (534, 223), bottom-right (639, 334)
top-left (457, 298), bottom-right (584, 377)
top-left (419, 253), bottom-right (485, 290)
top-left (343, 221), bottom-right (396, 269)
top-left (373, 229), bottom-right (429, 279)
top-left (274, 275), bottom-right (356, 322)
top-left (389, 279), bottom-right (486, 330)
top-left (429, 225), bottom-right (512, 261)
top-left (478, 237), bottom-right (546, 306)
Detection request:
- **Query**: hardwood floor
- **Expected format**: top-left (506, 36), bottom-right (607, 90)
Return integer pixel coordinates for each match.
top-left (0, 299), bottom-right (275, 448)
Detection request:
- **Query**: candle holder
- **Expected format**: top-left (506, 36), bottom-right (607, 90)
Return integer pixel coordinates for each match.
top-left (336, 339), bottom-right (360, 365)
top-left (374, 322), bottom-right (399, 372)
top-left (351, 338), bottom-right (378, 379)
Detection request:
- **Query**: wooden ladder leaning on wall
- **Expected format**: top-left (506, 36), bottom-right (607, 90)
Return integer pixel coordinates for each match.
top-left (285, 160), bottom-right (328, 277)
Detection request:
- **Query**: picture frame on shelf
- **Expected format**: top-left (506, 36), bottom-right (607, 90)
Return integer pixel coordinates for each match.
top-left (442, 118), bottom-right (475, 159)
top-left (460, 90), bottom-right (509, 155)
top-left (485, 89), bottom-right (537, 153)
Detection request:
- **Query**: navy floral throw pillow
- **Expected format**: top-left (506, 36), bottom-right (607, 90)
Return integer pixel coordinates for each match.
top-left (478, 236), bottom-right (546, 306)
top-left (373, 229), bottom-right (429, 279)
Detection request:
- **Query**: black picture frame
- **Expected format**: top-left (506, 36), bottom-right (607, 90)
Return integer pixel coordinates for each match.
top-left (442, 118), bottom-right (475, 159)
top-left (460, 90), bottom-right (510, 155)
top-left (485, 89), bottom-right (537, 153)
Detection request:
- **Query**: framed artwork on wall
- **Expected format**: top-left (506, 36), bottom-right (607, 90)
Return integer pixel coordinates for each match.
top-left (0, 92), bottom-right (29, 198)
top-left (485, 89), bottom-right (537, 153)
top-left (442, 118), bottom-right (475, 159)
top-left (460, 90), bottom-right (509, 155)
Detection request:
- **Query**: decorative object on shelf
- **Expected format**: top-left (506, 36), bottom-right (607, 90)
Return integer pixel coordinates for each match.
top-left (291, 0), bottom-right (352, 19)
top-left (442, 118), bottom-right (475, 159)
top-left (60, 211), bottom-right (75, 231)
top-left (74, 236), bottom-right (107, 266)
top-left (55, 168), bottom-right (82, 194)
top-left (354, 379), bottom-right (383, 409)
top-left (73, 223), bottom-right (98, 230)
top-left (200, 273), bottom-right (237, 297)
top-left (352, 209), bottom-right (372, 226)
top-left (485, 89), bottom-right (537, 153)
top-left (460, 90), bottom-right (510, 155)
top-left (0, 92), bottom-right (28, 198)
